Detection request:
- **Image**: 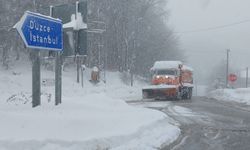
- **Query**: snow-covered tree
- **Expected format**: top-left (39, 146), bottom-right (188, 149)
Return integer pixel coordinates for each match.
top-left (0, 0), bottom-right (184, 76)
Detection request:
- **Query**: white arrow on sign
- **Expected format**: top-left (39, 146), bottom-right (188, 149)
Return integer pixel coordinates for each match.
top-left (14, 11), bottom-right (63, 51)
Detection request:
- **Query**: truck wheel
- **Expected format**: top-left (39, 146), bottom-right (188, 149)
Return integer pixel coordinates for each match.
top-left (181, 88), bottom-right (188, 100)
top-left (187, 88), bottom-right (193, 99)
top-left (176, 91), bottom-right (182, 100)
top-left (143, 91), bottom-right (148, 99)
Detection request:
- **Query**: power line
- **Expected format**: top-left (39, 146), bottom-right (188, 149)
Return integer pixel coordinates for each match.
top-left (174, 19), bottom-right (250, 34)
top-left (183, 49), bottom-right (250, 56)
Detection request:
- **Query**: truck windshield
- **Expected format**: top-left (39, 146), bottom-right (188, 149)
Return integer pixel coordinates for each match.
top-left (157, 70), bottom-right (176, 75)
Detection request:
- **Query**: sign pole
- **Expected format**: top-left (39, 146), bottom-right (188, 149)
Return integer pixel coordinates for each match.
top-left (226, 49), bottom-right (230, 88)
top-left (15, 11), bottom-right (63, 107)
top-left (55, 52), bottom-right (62, 105)
top-left (76, 32), bottom-right (80, 83)
top-left (81, 66), bottom-right (84, 87)
top-left (50, 6), bottom-right (62, 105)
top-left (246, 67), bottom-right (248, 88)
top-left (32, 50), bottom-right (41, 107)
top-left (76, 1), bottom-right (80, 83)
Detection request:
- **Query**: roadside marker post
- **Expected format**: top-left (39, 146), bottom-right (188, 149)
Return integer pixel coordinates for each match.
top-left (15, 11), bottom-right (63, 107)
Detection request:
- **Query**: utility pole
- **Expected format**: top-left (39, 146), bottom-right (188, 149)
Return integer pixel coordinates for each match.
top-left (246, 67), bottom-right (249, 88)
top-left (226, 49), bottom-right (230, 88)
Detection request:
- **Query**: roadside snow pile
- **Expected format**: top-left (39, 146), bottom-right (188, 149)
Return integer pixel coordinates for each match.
top-left (0, 63), bottom-right (180, 150)
top-left (0, 93), bottom-right (168, 144)
top-left (208, 88), bottom-right (250, 105)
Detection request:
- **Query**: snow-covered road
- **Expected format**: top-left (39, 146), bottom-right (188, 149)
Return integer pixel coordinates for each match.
top-left (156, 97), bottom-right (250, 150)
top-left (127, 95), bottom-right (250, 150)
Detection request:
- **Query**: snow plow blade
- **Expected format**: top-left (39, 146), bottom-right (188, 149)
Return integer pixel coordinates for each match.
top-left (142, 85), bottom-right (178, 99)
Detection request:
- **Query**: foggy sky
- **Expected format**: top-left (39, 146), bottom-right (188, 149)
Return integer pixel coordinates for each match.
top-left (167, 0), bottom-right (250, 83)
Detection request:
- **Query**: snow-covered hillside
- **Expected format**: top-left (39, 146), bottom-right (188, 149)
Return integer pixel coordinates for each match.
top-left (0, 61), bottom-right (180, 150)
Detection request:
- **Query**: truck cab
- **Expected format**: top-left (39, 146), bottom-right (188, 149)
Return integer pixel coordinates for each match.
top-left (151, 69), bottom-right (180, 85)
top-left (143, 61), bottom-right (193, 100)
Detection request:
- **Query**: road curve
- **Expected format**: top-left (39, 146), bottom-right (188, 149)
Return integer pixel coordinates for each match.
top-left (160, 97), bottom-right (250, 150)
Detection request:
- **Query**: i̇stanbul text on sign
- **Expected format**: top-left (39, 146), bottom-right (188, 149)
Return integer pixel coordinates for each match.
top-left (15, 11), bottom-right (63, 51)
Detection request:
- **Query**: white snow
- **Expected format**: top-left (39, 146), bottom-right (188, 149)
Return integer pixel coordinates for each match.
top-left (111, 120), bottom-right (180, 150)
top-left (143, 84), bottom-right (178, 90)
top-left (0, 60), bottom-right (180, 150)
top-left (92, 66), bottom-right (99, 72)
top-left (183, 83), bottom-right (194, 88)
top-left (151, 61), bottom-right (182, 70)
top-left (208, 88), bottom-right (250, 105)
top-left (172, 106), bottom-right (198, 117)
top-left (182, 65), bottom-right (193, 71)
top-left (63, 12), bottom-right (87, 30)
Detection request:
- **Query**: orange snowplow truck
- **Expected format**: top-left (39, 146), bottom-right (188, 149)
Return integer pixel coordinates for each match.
top-left (142, 61), bottom-right (193, 100)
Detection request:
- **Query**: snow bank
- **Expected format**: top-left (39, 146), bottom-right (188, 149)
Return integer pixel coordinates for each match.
top-left (0, 62), bottom-right (180, 150)
top-left (111, 120), bottom-right (180, 150)
top-left (208, 88), bottom-right (250, 105)
top-left (0, 93), bottom-right (165, 141)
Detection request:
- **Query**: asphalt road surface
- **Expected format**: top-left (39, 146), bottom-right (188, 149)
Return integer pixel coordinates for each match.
top-left (163, 97), bottom-right (250, 150)
top-left (129, 97), bottom-right (250, 150)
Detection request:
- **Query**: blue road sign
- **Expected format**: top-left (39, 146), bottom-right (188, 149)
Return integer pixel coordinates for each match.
top-left (15, 11), bottom-right (63, 51)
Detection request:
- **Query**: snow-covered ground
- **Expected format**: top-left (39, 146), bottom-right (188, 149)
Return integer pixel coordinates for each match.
top-left (0, 60), bottom-right (180, 150)
top-left (208, 88), bottom-right (250, 106)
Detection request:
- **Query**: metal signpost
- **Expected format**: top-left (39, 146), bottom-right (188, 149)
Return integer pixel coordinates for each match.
top-left (246, 67), bottom-right (249, 88)
top-left (228, 73), bottom-right (237, 88)
top-left (53, 1), bottom-right (88, 84)
top-left (15, 11), bottom-right (63, 107)
top-left (228, 74), bottom-right (237, 83)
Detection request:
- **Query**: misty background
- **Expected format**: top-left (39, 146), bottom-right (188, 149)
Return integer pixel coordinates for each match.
top-left (167, 0), bottom-right (250, 85)
top-left (1, 0), bottom-right (250, 88)
top-left (0, 0), bottom-right (183, 78)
